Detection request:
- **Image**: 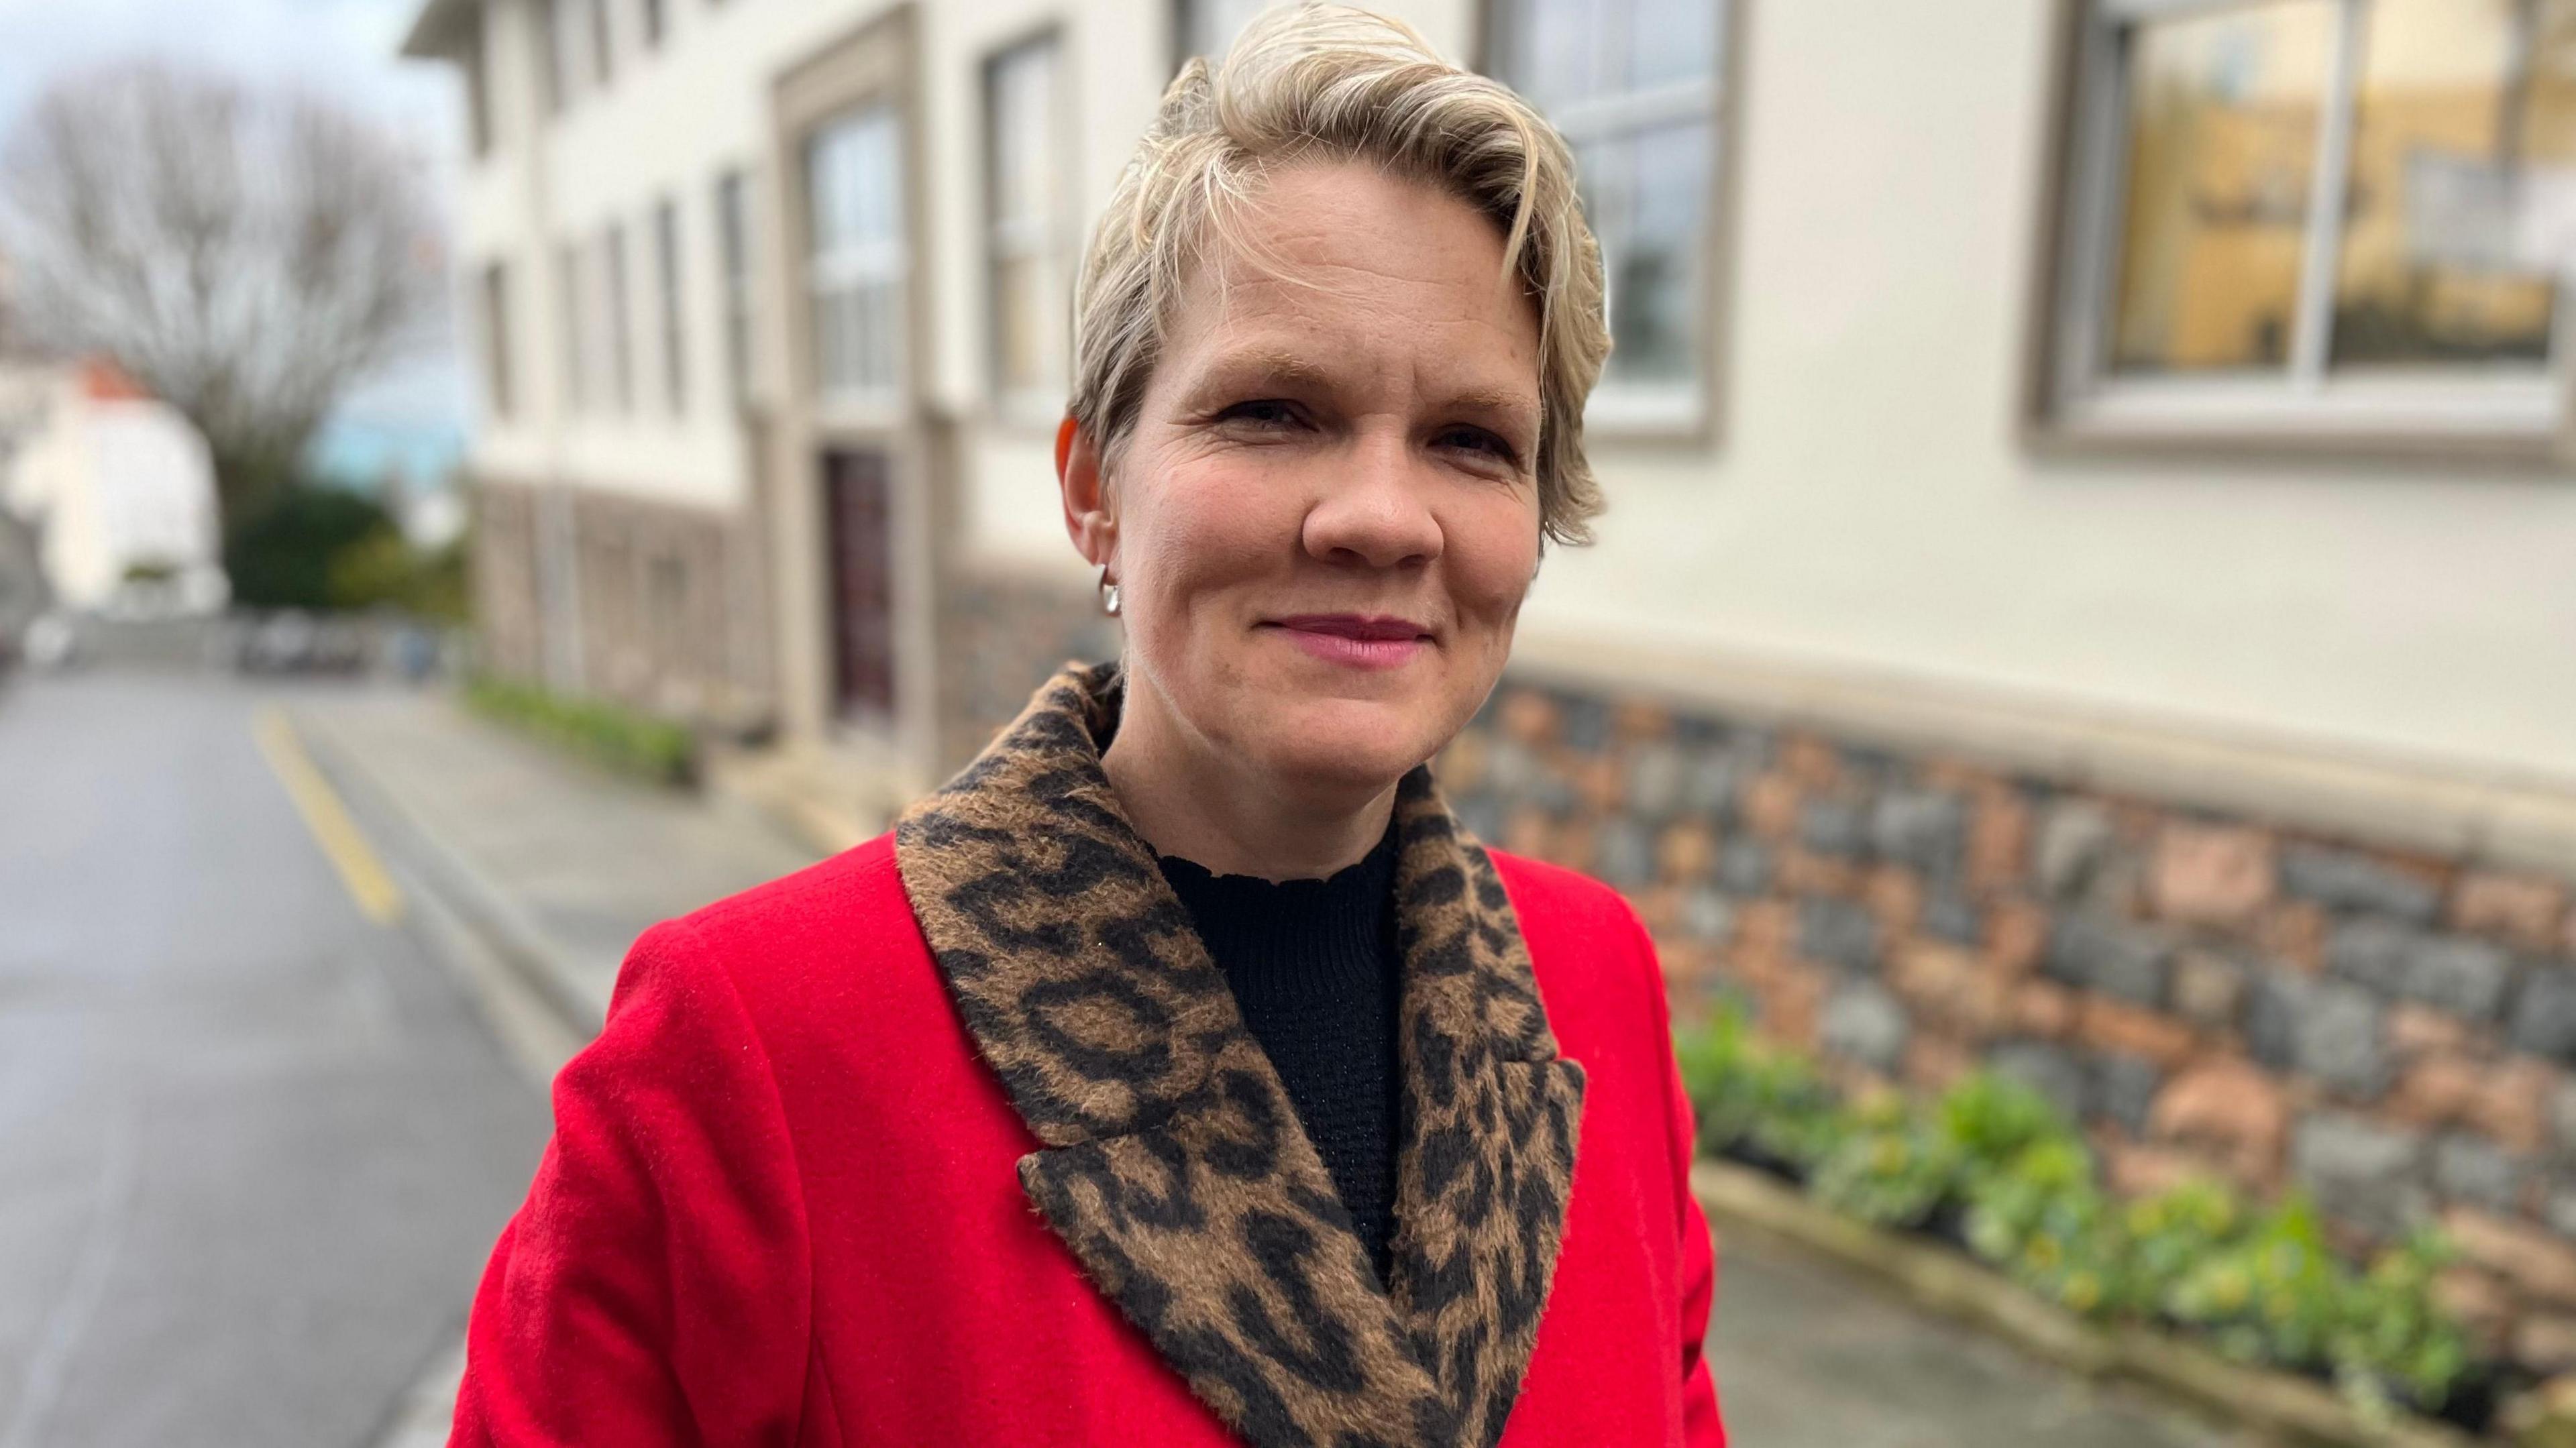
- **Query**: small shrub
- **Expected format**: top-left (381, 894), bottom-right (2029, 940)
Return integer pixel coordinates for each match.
top-left (1939, 1072), bottom-right (2075, 1182)
top-left (2123, 1178), bottom-right (2246, 1315)
top-left (2334, 1229), bottom-right (2472, 1421)
top-left (1810, 1091), bottom-right (1958, 1229)
top-left (1675, 1003), bottom-right (1844, 1173)
top-left (464, 674), bottom-right (696, 787)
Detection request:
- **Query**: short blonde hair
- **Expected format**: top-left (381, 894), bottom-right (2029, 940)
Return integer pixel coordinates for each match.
top-left (1069, 3), bottom-right (1609, 546)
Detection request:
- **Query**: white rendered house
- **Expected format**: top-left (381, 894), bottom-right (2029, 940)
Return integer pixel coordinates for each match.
top-left (1, 361), bottom-right (222, 614)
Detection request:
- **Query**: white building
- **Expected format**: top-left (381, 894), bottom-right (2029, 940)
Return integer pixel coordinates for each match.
top-left (0, 361), bottom-right (223, 614)
top-left (403, 0), bottom-right (2576, 840)
top-left (408, 0), bottom-right (2576, 1375)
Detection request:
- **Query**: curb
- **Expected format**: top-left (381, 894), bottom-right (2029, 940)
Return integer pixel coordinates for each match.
top-left (1693, 1159), bottom-right (2481, 1448)
top-left (289, 706), bottom-right (608, 1044)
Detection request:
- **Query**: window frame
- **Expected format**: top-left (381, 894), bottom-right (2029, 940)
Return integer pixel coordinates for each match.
top-left (714, 166), bottom-right (757, 405)
top-left (540, 0), bottom-right (572, 116)
top-left (588, 0), bottom-right (616, 89)
top-left (603, 222), bottom-right (635, 414)
top-left (2031, 0), bottom-right (2576, 461)
top-left (1480, 0), bottom-right (1740, 445)
top-left (555, 240), bottom-right (585, 414)
top-left (802, 103), bottom-right (912, 419)
top-left (480, 259), bottom-right (515, 420)
top-left (981, 25), bottom-right (1075, 423)
top-left (653, 197), bottom-right (688, 416)
top-left (464, 5), bottom-right (495, 158)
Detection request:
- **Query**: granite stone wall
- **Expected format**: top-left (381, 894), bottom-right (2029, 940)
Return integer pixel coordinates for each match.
top-left (934, 569), bottom-right (1119, 773)
top-left (1432, 678), bottom-right (2576, 1375)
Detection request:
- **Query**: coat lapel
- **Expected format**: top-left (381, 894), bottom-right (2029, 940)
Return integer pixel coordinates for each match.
top-left (895, 661), bottom-right (1587, 1448)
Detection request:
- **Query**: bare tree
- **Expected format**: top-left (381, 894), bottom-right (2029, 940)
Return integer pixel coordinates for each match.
top-left (0, 62), bottom-right (444, 536)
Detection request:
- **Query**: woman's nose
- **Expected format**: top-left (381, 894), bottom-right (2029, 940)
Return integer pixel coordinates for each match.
top-left (1301, 433), bottom-right (1443, 569)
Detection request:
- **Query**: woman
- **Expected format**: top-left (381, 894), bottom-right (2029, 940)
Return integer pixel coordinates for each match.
top-left (451, 7), bottom-right (1724, 1447)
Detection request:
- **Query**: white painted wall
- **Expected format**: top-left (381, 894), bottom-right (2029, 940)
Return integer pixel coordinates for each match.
top-left (2, 375), bottom-right (219, 609)
top-left (441, 0), bottom-right (2576, 786)
top-left (1524, 0), bottom-right (2576, 787)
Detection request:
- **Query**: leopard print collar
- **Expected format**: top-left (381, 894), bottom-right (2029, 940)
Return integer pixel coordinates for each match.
top-left (894, 660), bottom-right (1587, 1448)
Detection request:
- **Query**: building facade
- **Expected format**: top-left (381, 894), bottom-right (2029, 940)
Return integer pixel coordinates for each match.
top-left (410, 0), bottom-right (2576, 1374)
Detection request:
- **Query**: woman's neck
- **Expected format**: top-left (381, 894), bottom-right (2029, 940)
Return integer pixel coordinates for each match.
top-left (1102, 669), bottom-right (1398, 883)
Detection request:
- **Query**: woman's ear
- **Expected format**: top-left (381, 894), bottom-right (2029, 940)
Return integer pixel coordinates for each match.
top-left (1057, 415), bottom-right (1115, 567)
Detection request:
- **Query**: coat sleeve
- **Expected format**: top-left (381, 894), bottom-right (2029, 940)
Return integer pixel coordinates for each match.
top-left (450, 918), bottom-right (813, 1447)
top-left (1667, 1038), bottom-right (1727, 1448)
top-left (1629, 909), bottom-right (1727, 1448)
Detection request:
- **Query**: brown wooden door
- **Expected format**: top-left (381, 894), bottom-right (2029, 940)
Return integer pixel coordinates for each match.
top-left (822, 448), bottom-right (897, 722)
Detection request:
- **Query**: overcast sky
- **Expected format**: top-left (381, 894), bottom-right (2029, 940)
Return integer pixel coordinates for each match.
top-left (0, 0), bottom-right (468, 433)
top-left (0, 0), bottom-right (459, 154)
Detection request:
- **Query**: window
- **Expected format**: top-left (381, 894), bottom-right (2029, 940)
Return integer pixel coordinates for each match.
top-left (805, 105), bottom-right (908, 409)
top-left (604, 223), bottom-right (634, 412)
top-left (555, 241), bottom-right (585, 412)
top-left (641, 0), bottom-right (666, 50)
top-left (1491, 0), bottom-right (1728, 428)
top-left (589, 0), bottom-right (615, 88)
top-left (715, 168), bottom-right (756, 401)
top-left (480, 261), bottom-right (515, 419)
top-left (2046, 0), bottom-right (2576, 446)
top-left (541, 0), bottom-right (573, 115)
top-left (1176, 0), bottom-right (1275, 66)
top-left (985, 34), bottom-right (1071, 408)
top-left (653, 198), bottom-right (688, 414)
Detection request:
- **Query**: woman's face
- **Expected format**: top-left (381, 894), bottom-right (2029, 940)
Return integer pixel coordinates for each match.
top-left (1069, 160), bottom-right (1545, 803)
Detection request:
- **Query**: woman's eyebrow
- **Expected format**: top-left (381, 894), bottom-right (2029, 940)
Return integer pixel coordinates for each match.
top-left (1192, 346), bottom-right (1340, 395)
top-left (1440, 384), bottom-right (1541, 421)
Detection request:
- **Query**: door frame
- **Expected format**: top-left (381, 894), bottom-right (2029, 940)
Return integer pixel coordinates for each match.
top-left (761, 3), bottom-right (952, 790)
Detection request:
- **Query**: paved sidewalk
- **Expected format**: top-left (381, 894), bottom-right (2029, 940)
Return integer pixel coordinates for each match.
top-left (291, 687), bottom-right (821, 1032)
top-left (1711, 1233), bottom-right (2236, 1447)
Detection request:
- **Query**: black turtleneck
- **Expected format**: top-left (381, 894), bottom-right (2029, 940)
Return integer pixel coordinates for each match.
top-left (1155, 822), bottom-right (1404, 1285)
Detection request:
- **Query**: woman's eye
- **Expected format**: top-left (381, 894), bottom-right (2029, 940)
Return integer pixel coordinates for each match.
top-left (1436, 427), bottom-right (1519, 465)
top-left (1216, 399), bottom-right (1301, 429)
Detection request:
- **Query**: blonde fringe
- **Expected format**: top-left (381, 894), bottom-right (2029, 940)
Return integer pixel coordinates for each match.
top-left (1068, 1), bottom-right (1609, 546)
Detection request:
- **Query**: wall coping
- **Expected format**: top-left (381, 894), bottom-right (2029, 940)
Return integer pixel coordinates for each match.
top-left (1507, 628), bottom-right (2576, 880)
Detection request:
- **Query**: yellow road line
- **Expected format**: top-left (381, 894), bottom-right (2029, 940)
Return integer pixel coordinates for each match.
top-left (254, 707), bottom-right (406, 926)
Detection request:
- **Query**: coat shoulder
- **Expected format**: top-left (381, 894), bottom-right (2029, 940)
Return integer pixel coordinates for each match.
top-left (1483, 846), bottom-right (1670, 1037)
top-left (1484, 846), bottom-right (1653, 944)
top-left (631, 830), bottom-right (936, 1037)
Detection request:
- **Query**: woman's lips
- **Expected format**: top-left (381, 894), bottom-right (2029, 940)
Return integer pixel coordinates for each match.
top-left (1265, 614), bottom-right (1432, 671)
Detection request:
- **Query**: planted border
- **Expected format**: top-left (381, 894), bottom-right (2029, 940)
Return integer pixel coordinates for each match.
top-left (462, 675), bottom-right (698, 788)
top-left (1678, 1005), bottom-right (2496, 1437)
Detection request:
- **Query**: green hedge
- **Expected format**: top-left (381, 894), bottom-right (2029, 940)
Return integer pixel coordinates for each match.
top-left (1676, 1005), bottom-right (2477, 1425)
top-left (463, 675), bottom-right (697, 788)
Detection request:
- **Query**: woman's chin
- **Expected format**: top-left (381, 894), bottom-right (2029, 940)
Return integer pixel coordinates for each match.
top-left (1244, 697), bottom-right (1444, 793)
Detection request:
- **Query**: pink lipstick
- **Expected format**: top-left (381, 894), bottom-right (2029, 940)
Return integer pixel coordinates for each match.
top-left (1265, 614), bottom-right (1432, 671)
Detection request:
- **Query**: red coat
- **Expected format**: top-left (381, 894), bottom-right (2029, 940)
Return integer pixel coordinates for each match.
top-left (453, 664), bottom-right (1725, 1448)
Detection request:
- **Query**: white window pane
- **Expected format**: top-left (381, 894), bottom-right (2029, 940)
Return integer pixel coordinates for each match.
top-left (991, 41), bottom-right (1058, 230)
top-left (1499, 0), bottom-right (1722, 409)
top-left (2108, 0), bottom-right (2336, 376)
top-left (1181, 0), bottom-right (1277, 62)
top-left (807, 104), bottom-right (907, 402)
top-left (2329, 0), bottom-right (2573, 369)
top-left (1503, 0), bottom-right (1605, 111)
top-left (1591, 123), bottom-right (1707, 384)
top-left (1627, 0), bottom-right (1719, 92)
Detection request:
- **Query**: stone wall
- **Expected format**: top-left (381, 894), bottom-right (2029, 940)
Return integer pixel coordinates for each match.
top-left (1432, 677), bottom-right (2576, 1376)
top-left (933, 566), bottom-right (1118, 773)
top-left (470, 478), bottom-right (773, 734)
